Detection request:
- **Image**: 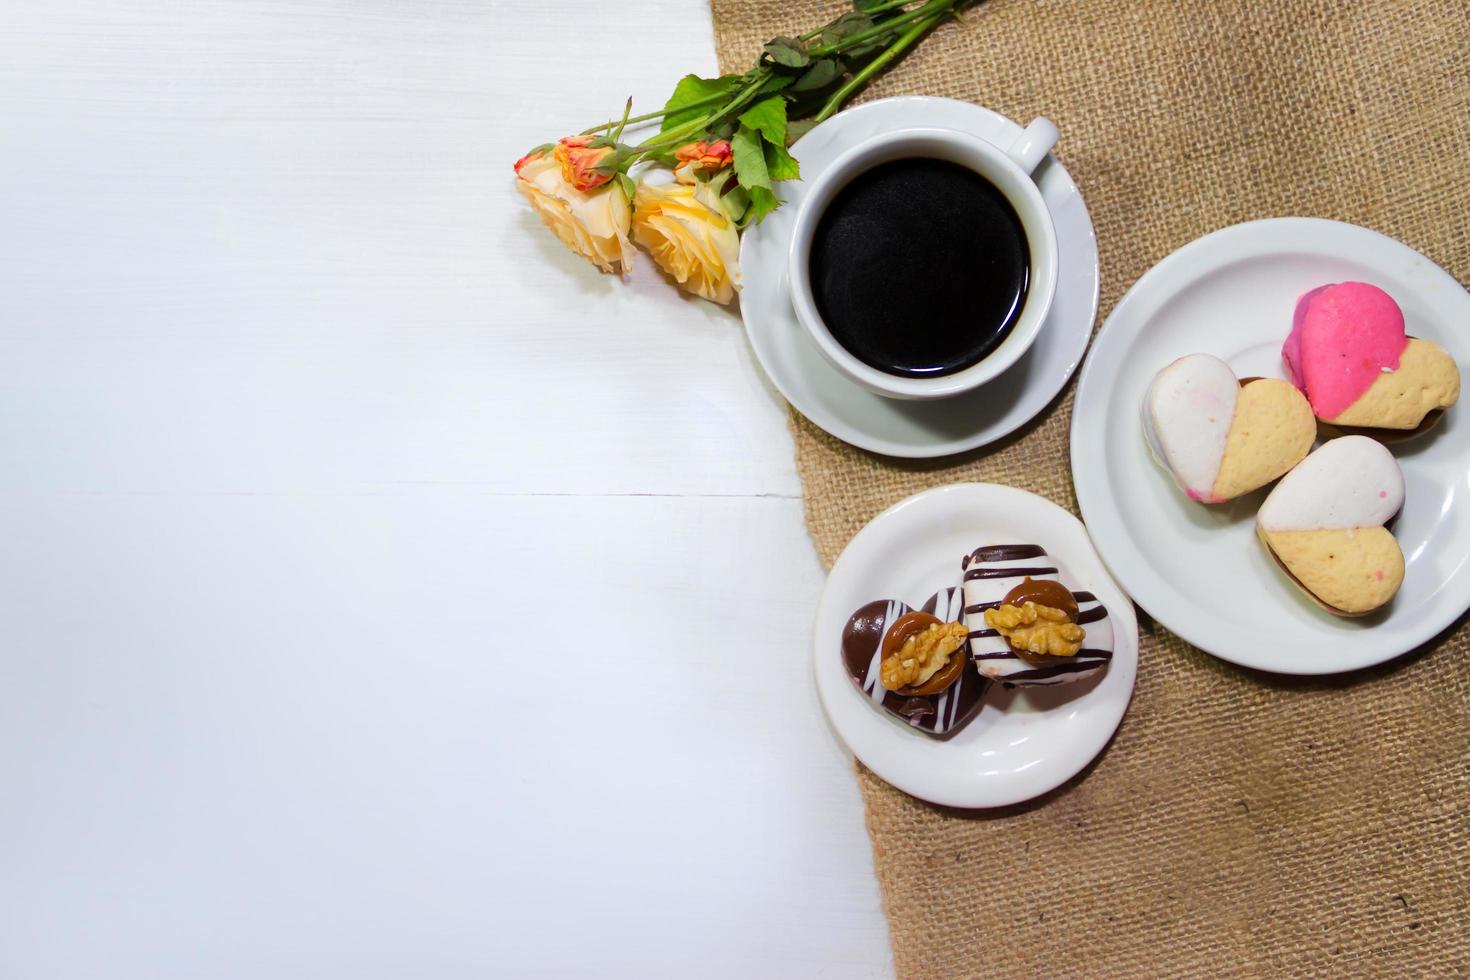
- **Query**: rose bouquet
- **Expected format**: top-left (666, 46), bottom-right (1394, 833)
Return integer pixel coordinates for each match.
top-left (514, 0), bottom-right (977, 305)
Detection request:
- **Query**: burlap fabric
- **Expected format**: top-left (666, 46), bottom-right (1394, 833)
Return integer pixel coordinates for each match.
top-left (711, 1), bottom-right (1470, 975)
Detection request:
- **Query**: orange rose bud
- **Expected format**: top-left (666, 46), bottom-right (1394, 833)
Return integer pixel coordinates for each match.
top-left (552, 135), bottom-right (616, 192)
top-left (675, 140), bottom-right (733, 172)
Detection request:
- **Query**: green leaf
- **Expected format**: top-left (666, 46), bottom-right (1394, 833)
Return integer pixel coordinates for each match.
top-left (829, 11), bottom-right (890, 58)
top-left (730, 124), bottom-right (771, 192)
top-left (786, 119), bottom-right (819, 144)
top-left (745, 186), bottom-right (780, 225)
top-left (721, 181), bottom-right (752, 224)
top-left (764, 140), bottom-right (800, 181)
top-left (731, 123), bottom-right (784, 225)
top-left (660, 74), bottom-right (740, 133)
top-left (757, 73), bottom-right (796, 94)
top-left (615, 172), bottom-right (636, 202)
top-left (792, 58), bottom-right (842, 92)
top-left (821, 10), bottom-right (874, 46)
top-left (761, 36), bottom-right (811, 68)
top-left (727, 96), bottom-right (800, 188)
top-left (738, 96), bottom-right (788, 148)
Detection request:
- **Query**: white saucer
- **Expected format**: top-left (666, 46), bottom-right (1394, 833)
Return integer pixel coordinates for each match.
top-left (740, 97), bottom-right (1100, 458)
top-left (1072, 218), bottom-right (1470, 675)
top-left (813, 484), bottom-right (1138, 808)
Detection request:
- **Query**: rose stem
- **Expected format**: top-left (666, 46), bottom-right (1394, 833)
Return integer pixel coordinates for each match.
top-left (798, 0), bottom-right (926, 41)
top-left (809, 0), bottom-right (953, 58)
top-left (579, 91), bottom-right (728, 136)
top-left (630, 71), bottom-right (772, 156)
top-left (813, 9), bottom-right (949, 122)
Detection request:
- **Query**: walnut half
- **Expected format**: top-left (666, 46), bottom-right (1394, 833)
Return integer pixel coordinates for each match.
top-left (983, 602), bottom-right (1085, 657)
top-left (880, 620), bottom-right (970, 691)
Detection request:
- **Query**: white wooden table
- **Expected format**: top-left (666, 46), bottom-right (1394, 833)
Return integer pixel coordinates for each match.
top-left (0, 1), bottom-right (893, 976)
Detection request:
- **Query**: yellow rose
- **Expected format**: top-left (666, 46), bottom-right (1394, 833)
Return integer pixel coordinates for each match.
top-left (515, 152), bottom-right (634, 274)
top-left (631, 167), bottom-right (741, 305)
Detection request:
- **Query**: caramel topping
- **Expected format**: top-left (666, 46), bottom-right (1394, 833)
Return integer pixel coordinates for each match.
top-left (900, 645), bottom-right (968, 696)
top-left (983, 601), bottom-right (1086, 658)
top-left (1001, 577), bottom-right (1078, 620)
top-left (879, 612), bottom-right (969, 694)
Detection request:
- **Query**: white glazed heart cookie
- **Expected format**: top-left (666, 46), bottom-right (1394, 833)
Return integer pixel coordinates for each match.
top-left (1283, 282), bottom-right (1459, 434)
top-left (1144, 353), bottom-right (1315, 503)
top-left (1256, 436), bottom-right (1405, 616)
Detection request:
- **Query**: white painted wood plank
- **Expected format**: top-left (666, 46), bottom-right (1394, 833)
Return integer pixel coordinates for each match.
top-left (0, 0), bottom-right (801, 498)
top-left (0, 0), bottom-right (896, 975)
top-left (0, 493), bottom-right (891, 978)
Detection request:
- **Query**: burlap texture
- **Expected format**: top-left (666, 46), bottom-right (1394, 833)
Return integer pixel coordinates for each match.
top-left (712, 1), bottom-right (1470, 975)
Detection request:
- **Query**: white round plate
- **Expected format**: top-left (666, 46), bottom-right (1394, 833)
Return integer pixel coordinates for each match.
top-left (813, 484), bottom-right (1138, 808)
top-left (1072, 217), bottom-right (1470, 675)
top-left (740, 97), bottom-right (1099, 458)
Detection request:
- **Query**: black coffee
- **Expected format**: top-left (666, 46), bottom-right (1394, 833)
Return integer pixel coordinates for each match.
top-left (809, 157), bottom-right (1029, 377)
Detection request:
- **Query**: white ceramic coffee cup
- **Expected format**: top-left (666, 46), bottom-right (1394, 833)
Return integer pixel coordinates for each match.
top-left (787, 120), bottom-right (1060, 401)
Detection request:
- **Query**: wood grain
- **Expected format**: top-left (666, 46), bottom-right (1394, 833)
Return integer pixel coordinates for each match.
top-left (0, 2), bottom-right (893, 975)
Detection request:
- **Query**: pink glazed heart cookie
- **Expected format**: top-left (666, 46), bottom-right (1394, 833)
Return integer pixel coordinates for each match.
top-left (1283, 282), bottom-right (1459, 433)
top-left (1257, 436), bottom-right (1405, 617)
top-left (1144, 353), bottom-right (1315, 503)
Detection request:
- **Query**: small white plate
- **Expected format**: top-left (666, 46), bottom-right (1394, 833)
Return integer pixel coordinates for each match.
top-left (1072, 217), bottom-right (1470, 675)
top-left (740, 97), bottom-right (1100, 458)
top-left (813, 484), bottom-right (1138, 808)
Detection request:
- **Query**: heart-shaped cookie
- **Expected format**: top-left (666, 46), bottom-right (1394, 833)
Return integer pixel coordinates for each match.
top-left (1144, 353), bottom-right (1315, 503)
top-left (840, 587), bottom-right (989, 740)
top-left (1257, 435), bottom-right (1405, 616)
top-left (1283, 282), bottom-right (1460, 434)
top-left (961, 545), bottom-right (1114, 686)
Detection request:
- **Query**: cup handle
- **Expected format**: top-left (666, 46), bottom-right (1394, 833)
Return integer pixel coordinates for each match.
top-left (1005, 117), bottom-right (1060, 175)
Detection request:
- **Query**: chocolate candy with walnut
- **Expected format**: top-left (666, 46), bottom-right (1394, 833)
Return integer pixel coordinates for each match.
top-left (962, 545), bottom-right (1114, 687)
top-left (840, 587), bottom-right (990, 740)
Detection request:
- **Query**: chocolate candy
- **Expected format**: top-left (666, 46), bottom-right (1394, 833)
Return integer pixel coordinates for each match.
top-left (840, 588), bottom-right (990, 740)
top-left (962, 545), bottom-right (1114, 687)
